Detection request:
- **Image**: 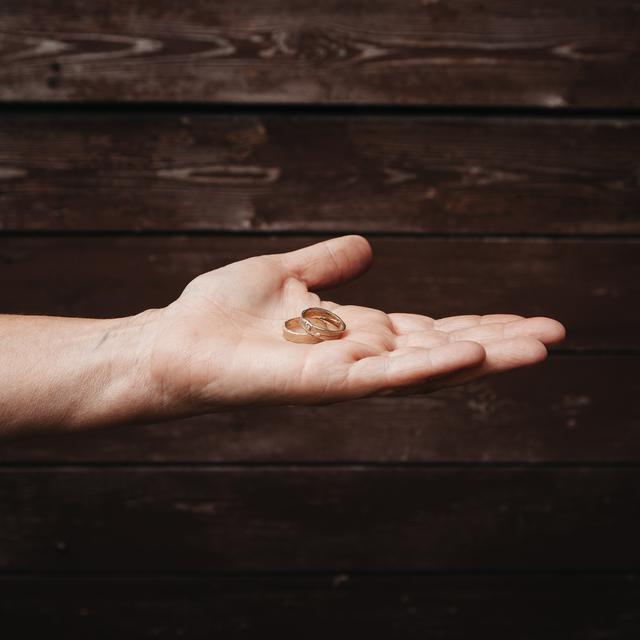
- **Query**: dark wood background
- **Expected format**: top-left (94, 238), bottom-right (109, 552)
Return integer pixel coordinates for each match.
top-left (1, 0), bottom-right (639, 636)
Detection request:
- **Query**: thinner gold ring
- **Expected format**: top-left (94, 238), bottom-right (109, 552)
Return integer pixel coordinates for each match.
top-left (282, 316), bottom-right (323, 343)
top-left (300, 307), bottom-right (346, 340)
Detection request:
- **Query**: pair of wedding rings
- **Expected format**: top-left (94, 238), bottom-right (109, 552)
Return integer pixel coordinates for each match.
top-left (283, 307), bottom-right (346, 344)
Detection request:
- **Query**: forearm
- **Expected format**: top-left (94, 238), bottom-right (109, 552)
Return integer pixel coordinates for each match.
top-left (0, 310), bottom-right (163, 439)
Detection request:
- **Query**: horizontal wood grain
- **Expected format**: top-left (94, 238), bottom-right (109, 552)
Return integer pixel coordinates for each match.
top-left (1, 113), bottom-right (639, 233)
top-left (1, 355), bottom-right (638, 463)
top-left (2, 467), bottom-right (640, 571)
top-left (1, 0), bottom-right (639, 106)
top-left (2, 574), bottom-right (640, 638)
top-left (0, 236), bottom-right (637, 349)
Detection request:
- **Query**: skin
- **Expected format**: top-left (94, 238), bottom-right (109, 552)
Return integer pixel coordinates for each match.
top-left (0, 235), bottom-right (565, 440)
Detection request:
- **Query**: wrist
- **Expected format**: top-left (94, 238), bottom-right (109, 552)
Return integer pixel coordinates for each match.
top-left (66, 308), bottom-right (167, 430)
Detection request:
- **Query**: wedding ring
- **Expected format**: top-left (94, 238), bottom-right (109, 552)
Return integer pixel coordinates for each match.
top-left (283, 316), bottom-right (323, 343)
top-left (300, 307), bottom-right (346, 340)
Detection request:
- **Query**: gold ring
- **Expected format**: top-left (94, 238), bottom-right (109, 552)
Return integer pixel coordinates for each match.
top-left (300, 307), bottom-right (346, 340)
top-left (283, 316), bottom-right (323, 343)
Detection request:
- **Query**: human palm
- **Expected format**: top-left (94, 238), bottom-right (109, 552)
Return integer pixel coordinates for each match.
top-left (148, 236), bottom-right (565, 417)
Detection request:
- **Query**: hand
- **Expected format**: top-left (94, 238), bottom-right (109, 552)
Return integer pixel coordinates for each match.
top-left (146, 235), bottom-right (565, 418)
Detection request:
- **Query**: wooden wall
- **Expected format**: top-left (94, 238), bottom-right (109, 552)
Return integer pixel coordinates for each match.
top-left (1, 1), bottom-right (639, 636)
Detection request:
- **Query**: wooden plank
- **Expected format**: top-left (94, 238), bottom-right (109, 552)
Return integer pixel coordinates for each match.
top-left (0, 236), bottom-right (637, 350)
top-left (2, 575), bottom-right (640, 638)
top-left (2, 355), bottom-right (638, 464)
top-left (2, 467), bottom-right (640, 571)
top-left (1, 1), bottom-right (639, 106)
top-left (1, 113), bottom-right (639, 234)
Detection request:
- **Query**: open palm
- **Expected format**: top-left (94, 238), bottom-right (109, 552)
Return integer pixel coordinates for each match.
top-left (148, 236), bottom-right (565, 417)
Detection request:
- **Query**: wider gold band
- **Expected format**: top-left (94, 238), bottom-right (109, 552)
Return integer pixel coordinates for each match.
top-left (300, 307), bottom-right (346, 340)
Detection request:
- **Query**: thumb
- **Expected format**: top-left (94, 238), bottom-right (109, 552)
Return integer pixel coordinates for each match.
top-left (280, 235), bottom-right (373, 290)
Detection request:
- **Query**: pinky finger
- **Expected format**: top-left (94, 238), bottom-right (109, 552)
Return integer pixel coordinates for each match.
top-left (346, 340), bottom-right (485, 398)
top-left (415, 336), bottom-right (548, 393)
